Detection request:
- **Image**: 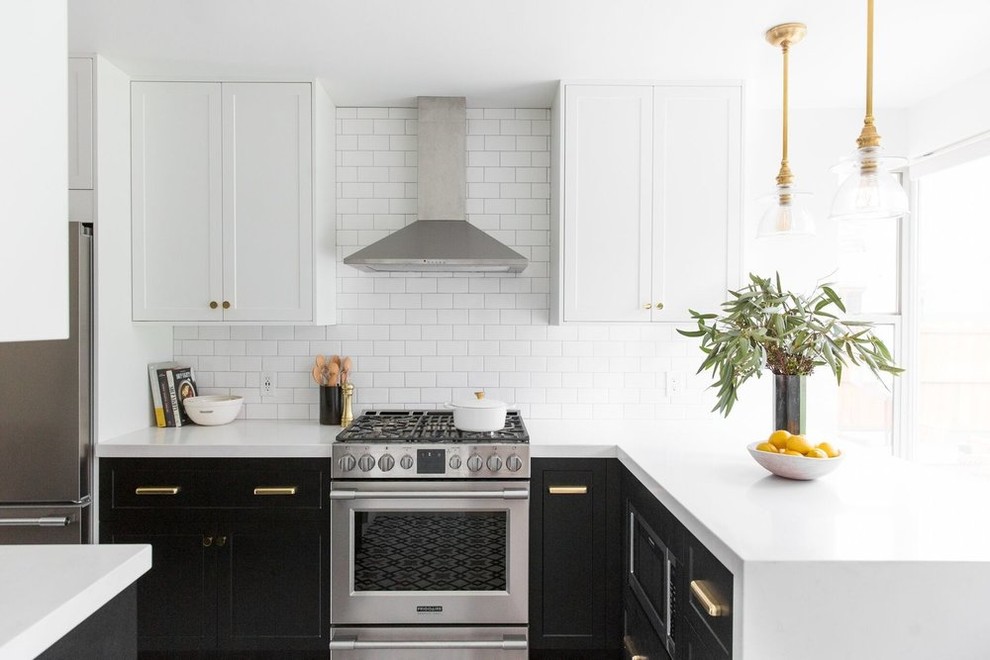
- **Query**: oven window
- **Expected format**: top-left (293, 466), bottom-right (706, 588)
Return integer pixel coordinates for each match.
top-left (353, 511), bottom-right (507, 591)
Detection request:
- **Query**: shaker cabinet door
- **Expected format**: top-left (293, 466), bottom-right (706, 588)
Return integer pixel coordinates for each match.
top-left (221, 82), bottom-right (313, 322)
top-left (650, 86), bottom-right (740, 322)
top-left (562, 85), bottom-right (654, 323)
top-left (131, 81), bottom-right (223, 321)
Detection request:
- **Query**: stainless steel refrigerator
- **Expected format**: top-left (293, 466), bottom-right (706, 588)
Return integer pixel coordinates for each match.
top-left (0, 222), bottom-right (93, 543)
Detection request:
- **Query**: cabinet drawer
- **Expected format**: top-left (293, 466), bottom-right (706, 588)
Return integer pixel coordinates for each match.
top-left (102, 458), bottom-right (327, 516)
top-left (684, 532), bottom-right (733, 658)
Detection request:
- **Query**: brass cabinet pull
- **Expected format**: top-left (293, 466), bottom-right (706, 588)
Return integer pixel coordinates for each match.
top-left (253, 486), bottom-right (298, 496)
top-left (209, 301), bottom-right (218, 309)
top-left (135, 486), bottom-right (181, 496)
top-left (215, 536), bottom-right (227, 547)
top-left (655, 302), bottom-right (664, 310)
top-left (690, 579), bottom-right (729, 617)
top-left (202, 536), bottom-right (213, 547)
top-left (548, 486), bottom-right (588, 495)
top-left (222, 300), bottom-right (231, 309)
top-left (643, 303), bottom-right (652, 310)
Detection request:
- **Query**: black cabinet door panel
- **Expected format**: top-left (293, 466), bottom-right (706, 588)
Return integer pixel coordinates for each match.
top-left (102, 523), bottom-right (217, 652)
top-left (218, 519), bottom-right (329, 651)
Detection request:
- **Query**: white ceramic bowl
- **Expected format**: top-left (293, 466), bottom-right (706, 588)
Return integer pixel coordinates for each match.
top-left (746, 442), bottom-right (844, 480)
top-left (182, 395), bottom-right (243, 426)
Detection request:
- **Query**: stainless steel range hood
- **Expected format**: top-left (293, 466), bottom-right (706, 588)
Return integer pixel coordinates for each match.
top-left (343, 97), bottom-right (528, 274)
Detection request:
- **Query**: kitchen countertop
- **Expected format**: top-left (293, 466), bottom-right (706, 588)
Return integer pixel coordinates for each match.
top-left (0, 544), bottom-right (151, 659)
top-left (99, 417), bottom-right (990, 658)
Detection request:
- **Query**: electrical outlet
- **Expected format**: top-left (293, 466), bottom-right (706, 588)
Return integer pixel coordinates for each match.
top-left (261, 372), bottom-right (275, 398)
top-left (666, 371), bottom-right (686, 396)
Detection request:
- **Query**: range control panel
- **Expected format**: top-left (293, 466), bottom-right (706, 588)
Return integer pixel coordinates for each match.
top-left (331, 443), bottom-right (530, 479)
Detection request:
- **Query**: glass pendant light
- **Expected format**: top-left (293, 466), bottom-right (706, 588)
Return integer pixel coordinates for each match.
top-left (829, 0), bottom-right (909, 221)
top-left (758, 23), bottom-right (815, 238)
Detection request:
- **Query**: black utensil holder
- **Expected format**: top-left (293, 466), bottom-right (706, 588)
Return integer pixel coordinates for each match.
top-left (320, 385), bottom-right (342, 425)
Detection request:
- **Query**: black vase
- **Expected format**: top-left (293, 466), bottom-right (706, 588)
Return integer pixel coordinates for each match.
top-left (320, 385), bottom-right (342, 426)
top-left (773, 374), bottom-right (806, 435)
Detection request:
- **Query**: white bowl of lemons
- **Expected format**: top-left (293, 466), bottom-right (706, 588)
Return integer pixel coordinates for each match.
top-left (747, 430), bottom-right (843, 480)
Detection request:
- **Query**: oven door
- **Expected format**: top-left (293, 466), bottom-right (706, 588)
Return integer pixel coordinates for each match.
top-left (330, 479), bottom-right (529, 626)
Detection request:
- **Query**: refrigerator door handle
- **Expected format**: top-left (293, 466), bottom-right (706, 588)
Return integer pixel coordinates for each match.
top-left (0, 516), bottom-right (71, 527)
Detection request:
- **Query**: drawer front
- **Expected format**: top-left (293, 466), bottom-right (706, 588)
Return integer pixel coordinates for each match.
top-left (684, 532), bottom-right (733, 658)
top-left (102, 458), bottom-right (327, 515)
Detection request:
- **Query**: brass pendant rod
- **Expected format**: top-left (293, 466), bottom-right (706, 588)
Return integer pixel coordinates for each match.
top-left (856, 0), bottom-right (881, 150)
top-left (778, 40), bottom-right (791, 185)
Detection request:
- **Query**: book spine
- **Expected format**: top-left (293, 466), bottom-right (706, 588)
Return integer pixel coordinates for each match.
top-left (166, 370), bottom-right (182, 428)
top-left (158, 370), bottom-right (175, 427)
top-left (149, 364), bottom-right (166, 427)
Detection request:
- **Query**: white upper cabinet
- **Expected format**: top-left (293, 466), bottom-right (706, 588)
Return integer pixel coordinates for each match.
top-left (68, 57), bottom-right (95, 222)
top-left (552, 83), bottom-right (741, 324)
top-left (131, 81), bottom-right (335, 323)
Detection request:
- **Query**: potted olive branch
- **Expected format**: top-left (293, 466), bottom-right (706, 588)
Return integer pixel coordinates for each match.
top-left (677, 273), bottom-right (903, 432)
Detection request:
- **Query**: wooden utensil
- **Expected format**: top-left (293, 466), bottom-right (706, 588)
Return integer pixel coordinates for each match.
top-left (311, 365), bottom-right (324, 386)
top-left (341, 356), bottom-right (352, 384)
top-left (316, 354), bottom-right (326, 369)
top-left (328, 362), bottom-right (340, 387)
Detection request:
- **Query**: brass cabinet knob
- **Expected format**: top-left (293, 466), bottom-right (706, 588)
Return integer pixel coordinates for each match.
top-left (215, 536), bottom-right (227, 547)
top-left (643, 303), bottom-right (653, 310)
top-left (202, 536), bottom-right (213, 547)
top-left (222, 300), bottom-right (231, 309)
top-left (209, 301), bottom-right (218, 309)
top-left (655, 302), bottom-right (664, 310)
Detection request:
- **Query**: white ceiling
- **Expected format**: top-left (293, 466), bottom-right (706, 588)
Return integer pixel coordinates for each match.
top-left (68, 0), bottom-right (990, 110)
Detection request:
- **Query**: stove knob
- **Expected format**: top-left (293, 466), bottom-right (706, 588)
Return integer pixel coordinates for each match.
top-left (358, 454), bottom-right (376, 472)
top-left (487, 455), bottom-right (503, 472)
top-left (505, 454), bottom-right (523, 472)
top-left (449, 454), bottom-right (462, 470)
top-left (400, 455), bottom-right (414, 470)
top-left (337, 454), bottom-right (356, 472)
top-left (466, 454), bottom-right (484, 472)
top-left (378, 454), bottom-right (395, 472)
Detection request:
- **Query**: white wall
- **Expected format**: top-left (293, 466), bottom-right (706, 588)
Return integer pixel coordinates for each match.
top-left (173, 106), bottom-right (715, 422)
top-left (166, 101), bottom-right (910, 433)
top-left (909, 68), bottom-right (990, 158)
top-left (0, 1), bottom-right (68, 341)
top-left (94, 56), bottom-right (172, 440)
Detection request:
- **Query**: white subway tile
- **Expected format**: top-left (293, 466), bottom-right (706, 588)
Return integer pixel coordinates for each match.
top-left (374, 119), bottom-right (406, 135)
top-left (531, 371), bottom-right (562, 388)
top-left (407, 309), bottom-right (440, 325)
top-left (468, 119), bottom-right (500, 135)
top-left (406, 372), bottom-right (437, 388)
top-left (214, 341), bottom-right (246, 356)
top-left (500, 119), bottom-right (531, 135)
top-left (357, 108), bottom-right (389, 119)
top-left (173, 326), bottom-right (199, 340)
top-left (484, 108), bottom-right (515, 120)
top-left (336, 107), bottom-right (357, 119)
top-left (390, 356), bottom-right (422, 371)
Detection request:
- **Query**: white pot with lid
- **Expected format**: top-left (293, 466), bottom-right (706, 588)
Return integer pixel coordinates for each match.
top-left (446, 391), bottom-right (508, 432)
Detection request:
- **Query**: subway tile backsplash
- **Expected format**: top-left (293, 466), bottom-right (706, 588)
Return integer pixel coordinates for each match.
top-left (173, 107), bottom-right (711, 421)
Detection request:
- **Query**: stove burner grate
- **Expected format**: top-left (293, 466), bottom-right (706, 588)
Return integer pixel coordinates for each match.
top-left (336, 410), bottom-right (529, 443)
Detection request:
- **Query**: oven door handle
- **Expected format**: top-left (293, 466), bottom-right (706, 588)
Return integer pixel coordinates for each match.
top-left (329, 635), bottom-right (528, 650)
top-left (329, 488), bottom-right (529, 500)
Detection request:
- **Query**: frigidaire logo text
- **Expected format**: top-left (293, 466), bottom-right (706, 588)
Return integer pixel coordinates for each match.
top-left (417, 605), bottom-right (443, 613)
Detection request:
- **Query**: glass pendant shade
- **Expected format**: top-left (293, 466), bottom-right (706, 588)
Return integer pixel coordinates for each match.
top-left (829, 146), bottom-right (909, 221)
top-left (758, 185), bottom-right (815, 237)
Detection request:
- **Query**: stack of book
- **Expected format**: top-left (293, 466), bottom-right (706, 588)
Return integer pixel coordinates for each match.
top-left (148, 362), bottom-right (198, 427)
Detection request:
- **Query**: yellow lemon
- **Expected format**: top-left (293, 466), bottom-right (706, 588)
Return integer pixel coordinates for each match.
top-left (816, 442), bottom-right (841, 458)
top-left (804, 448), bottom-right (828, 459)
top-left (755, 442), bottom-right (777, 453)
top-left (783, 449), bottom-right (804, 456)
top-left (767, 429), bottom-right (791, 450)
top-left (785, 435), bottom-right (813, 454)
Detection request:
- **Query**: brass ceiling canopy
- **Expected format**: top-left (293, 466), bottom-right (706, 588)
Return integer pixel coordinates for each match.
top-left (765, 23), bottom-right (807, 49)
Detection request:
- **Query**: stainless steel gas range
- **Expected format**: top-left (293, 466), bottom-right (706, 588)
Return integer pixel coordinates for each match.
top-left (329, 410), bottom-right (530, 659)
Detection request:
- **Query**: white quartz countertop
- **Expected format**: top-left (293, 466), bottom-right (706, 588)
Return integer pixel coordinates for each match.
top-left (0, 544), bottom-right (151, 659)
top-left (98, 417), bottom-right (990, 568)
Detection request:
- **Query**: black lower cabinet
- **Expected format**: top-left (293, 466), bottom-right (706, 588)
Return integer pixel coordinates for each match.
top-left (529, 458), bottom-right (622, 659)
top-left (99, 457), bottom-right (330, 659)
top-left (620, 464), bottom-right (733, 660)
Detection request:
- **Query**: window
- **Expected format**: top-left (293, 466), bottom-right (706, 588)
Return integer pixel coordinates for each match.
top-left (911, 152), bottom-right (990, 478)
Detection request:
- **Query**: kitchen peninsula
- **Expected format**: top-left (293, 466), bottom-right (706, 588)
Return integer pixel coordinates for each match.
top-left (0, 544), bottom-right (151, 658)
top-left (98, 418), bottom-right (990, 659)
